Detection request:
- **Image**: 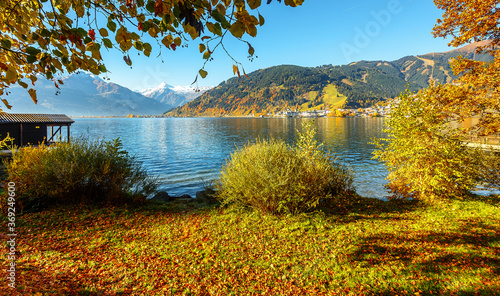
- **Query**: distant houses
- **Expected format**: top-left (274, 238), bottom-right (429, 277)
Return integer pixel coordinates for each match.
top-left (272, 106), bottom-right (389, 118)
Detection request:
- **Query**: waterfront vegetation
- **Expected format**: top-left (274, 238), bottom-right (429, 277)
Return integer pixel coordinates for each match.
top-left (1, 194), bottom-right (499, 295)
top-left (1, 126), bottom-right (499, 295)
top-left (1, 137), bottom-right (157, 213)
top-left (217, 122), bottom-right (355, 215)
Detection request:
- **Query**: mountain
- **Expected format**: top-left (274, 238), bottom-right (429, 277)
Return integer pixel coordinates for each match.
top-left (1, 73), bottom-right (176, 116)
top-left (138, 83), bottom-right (212, 111)
top-left (167, 42), bottom-right (494, 117)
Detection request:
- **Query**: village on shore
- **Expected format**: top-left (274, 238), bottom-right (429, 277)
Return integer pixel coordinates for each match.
top-left (72, 106), bottom-right (391, 119)
top-left (258, 105), bottom-right (390, 118)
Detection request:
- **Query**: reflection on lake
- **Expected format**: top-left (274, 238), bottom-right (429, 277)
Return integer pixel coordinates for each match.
top-left (71, 117), bottom-right (390, 199)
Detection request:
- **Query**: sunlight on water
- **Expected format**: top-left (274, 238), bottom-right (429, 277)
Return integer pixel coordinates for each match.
top-left (72, 117), bottom-right (390, 199)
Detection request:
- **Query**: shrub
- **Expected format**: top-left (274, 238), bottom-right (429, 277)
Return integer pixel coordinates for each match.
top-left (216, 122), bottom-right (355, 215)
top-left (372, 89), bottom-right (481, 201)
top-left (2, 137), bottom-right (158, 212)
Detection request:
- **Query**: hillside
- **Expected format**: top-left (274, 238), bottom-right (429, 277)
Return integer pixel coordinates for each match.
top-left (1, 73), bottom-right (171, 116)
top-left (167, 42), bottom-right (494, 117)
top-left (1, 73), bottom-right (208, 116)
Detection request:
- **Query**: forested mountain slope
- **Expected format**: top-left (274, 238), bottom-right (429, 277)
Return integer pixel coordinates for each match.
top-left (167, 42), bottom-right (493, 117)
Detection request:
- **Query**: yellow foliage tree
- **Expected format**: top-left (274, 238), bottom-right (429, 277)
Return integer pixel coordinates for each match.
top-left (0, 0), bottom-right (304, 111)
top-left (432, 0), bottom-right (500, 136)
top-left (374, 0), bottom-right (500, 200)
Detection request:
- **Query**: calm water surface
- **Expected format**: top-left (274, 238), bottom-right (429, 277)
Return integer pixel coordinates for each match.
top-left (71, 117), bottom-right (390, 199)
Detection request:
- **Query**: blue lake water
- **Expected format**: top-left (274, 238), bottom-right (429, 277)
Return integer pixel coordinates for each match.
top-left (71, 117), bottom-right (390, 199)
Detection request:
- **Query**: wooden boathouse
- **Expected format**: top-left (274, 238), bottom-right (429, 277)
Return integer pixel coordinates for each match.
top-left (0, 113), bottom-right (74, 147)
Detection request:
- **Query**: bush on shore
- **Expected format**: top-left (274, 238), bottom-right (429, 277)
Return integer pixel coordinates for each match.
top-left (216, 122), bottom-right (355, 215)
top-left (2, 137), bottom-right (158, 212)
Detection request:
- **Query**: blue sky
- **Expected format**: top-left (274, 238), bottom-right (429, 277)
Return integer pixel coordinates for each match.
top-left (99, 0), bottom-right (453, 91)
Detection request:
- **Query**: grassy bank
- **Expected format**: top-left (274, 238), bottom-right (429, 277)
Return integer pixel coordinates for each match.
top-left (1, 195), bottom-right (499, 295)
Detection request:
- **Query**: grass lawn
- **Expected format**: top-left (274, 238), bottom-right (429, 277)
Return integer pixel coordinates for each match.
top-left (1, 195), bottom-right (499, 295)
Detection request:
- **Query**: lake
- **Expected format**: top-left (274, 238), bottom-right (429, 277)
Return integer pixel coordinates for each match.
top-left (71, 117), bottom-right (390, 199)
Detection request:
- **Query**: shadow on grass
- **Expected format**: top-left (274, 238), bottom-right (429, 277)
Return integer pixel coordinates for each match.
top-left (461, 192), bottom-right (500, 207)
top-left (318, 194), bottom-right (422, 221)
top-left (0, 263), bottom-right (109, 296)
top-left (349, 218), bottom-right (500, 294)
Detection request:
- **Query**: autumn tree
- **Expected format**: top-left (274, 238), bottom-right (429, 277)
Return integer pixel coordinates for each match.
top-left (373, 0), bottom-right (500, 200)
top-left (0, 0), bottom-right (304, 112)
top-left (432, 0), bottom-right (500, 137)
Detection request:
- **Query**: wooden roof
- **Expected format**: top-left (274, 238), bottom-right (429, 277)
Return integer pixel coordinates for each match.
top-left (0, 113), bottom-right (74, 124)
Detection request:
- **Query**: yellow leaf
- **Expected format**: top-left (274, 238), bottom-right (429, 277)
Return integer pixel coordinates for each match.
top-left (28, 88), bottom-right (37, 104)
top-left (233, 64), bottom-right (238, 75)
top-left (2, 99), bottom-right (12, 110)
top-left (89, 67), bottom-right (100, 75)
top-left (199, 69), bottom-right (208, 78)
top-left (246, 24), bottom-right (257, 37)
top-left (247, 0), bottom-right (261, 10)
top-left (115, 28), bottom-right (123, 44)
top-left (229, 21), bottom-right (245, 38)
top-left (174, 37), bottom-right (181, 46)
top-left (6, 67), bottom-right (18, 83)
top-left (99, 28), bottom-right (108, 37)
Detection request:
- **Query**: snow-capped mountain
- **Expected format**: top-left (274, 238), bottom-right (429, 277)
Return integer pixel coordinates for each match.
top-left (139, 82), bottom-right (175, 99)
top-left (139, 83), bottom-right (212, 109)
top-left (1, 73), bottom-right (173, 116)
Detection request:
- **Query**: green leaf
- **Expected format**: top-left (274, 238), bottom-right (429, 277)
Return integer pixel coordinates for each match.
top-left (142, 21), bottom-right (151, 32)
top-left (107, 21), bottom-right (117, 32)
top-left (40, 29), bottom-right (51, 37)
top-left (211, 10), bottom-right (224, 22)
top-left (259, 14), bottom-right (265, 26)
top-left (143, 43), bottom-right (152, 52)
top-left (248, 44), bottom-right (255, 56)
top-left (134, 41), bottom-right (143, 51)
top-left (98, 65), bottom-right (107, 72)
top-left (102, 38), bottom-right (113, 49)
top-left (173, 5), bottom-right (181, 18)
top-left (162, 14), bottom-right (171, 25)
top-left (77, 28), bottom-right (87, 37)
top-left (211, 11), bottom-right (230, 28)
top-left (145, 0), bottom-right (154, 12)
top-left (203, 51), bottom-right (211, 59)
top-left (199, 69), bottom-right (208, 78)
top-left (0, 38), bottom-right (11, 49)
top-left (26, 47), bottom-right (41, 56)
top-left (27, 55), bottom-right (37, 64)
top-left (143, 42), bottom-right (152, 57)
top-left (53, 50), bottom-right (64, 57)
